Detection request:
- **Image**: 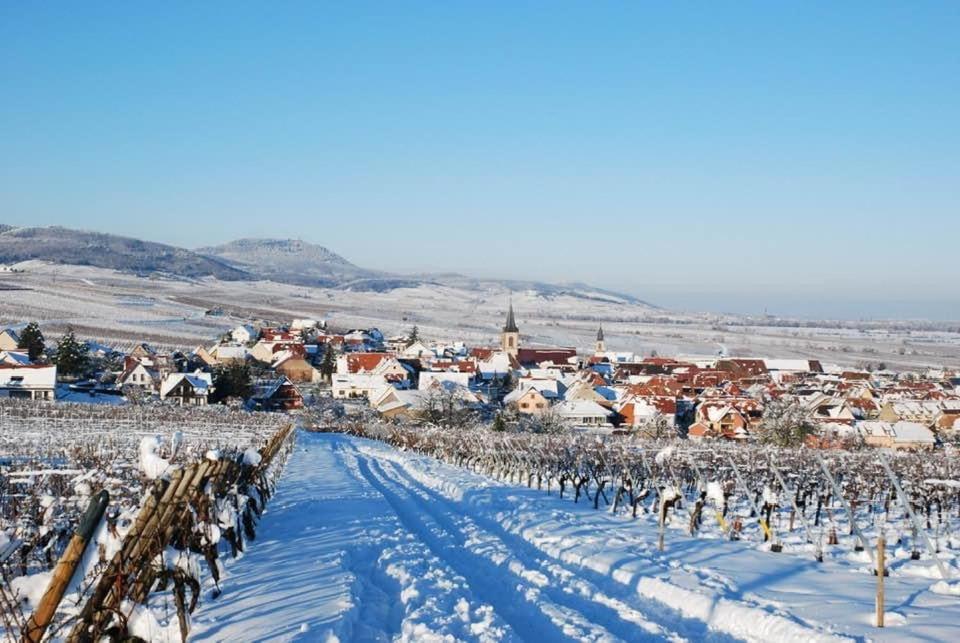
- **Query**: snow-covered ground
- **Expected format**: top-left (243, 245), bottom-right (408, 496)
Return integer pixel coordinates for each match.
top-left (189, 432), bottom-right (960, 642)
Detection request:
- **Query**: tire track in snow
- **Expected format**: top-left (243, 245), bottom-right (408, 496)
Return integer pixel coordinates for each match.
top-left (351, 445), bottom-right (621, 642)
top-left (372, 456), bottom-right (690, 643)
top-left (364, 442), bottom-right (844, 643)
top-left (331, 439), bottom-right (516, 642)
top-left (376, 460), bottom-right (731, 641)
top-left (367, 458), bottom-right (661, 642)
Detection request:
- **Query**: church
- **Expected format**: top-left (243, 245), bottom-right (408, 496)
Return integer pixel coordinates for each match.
top-left (497, 301), bottom-right (577, 368)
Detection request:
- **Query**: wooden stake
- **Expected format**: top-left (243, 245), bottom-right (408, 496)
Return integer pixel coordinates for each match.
top-left (658, 498), bottom-right (667, 552)
top-left (876, 536), bottom-right (886, 628)
top-left (23, 491), bottom-right (110, 643)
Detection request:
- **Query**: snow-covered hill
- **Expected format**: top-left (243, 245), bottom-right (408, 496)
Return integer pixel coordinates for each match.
top-left (0, 225), bottom-right (247, 280)
top-left (197, 238), bottom-right (382, 287)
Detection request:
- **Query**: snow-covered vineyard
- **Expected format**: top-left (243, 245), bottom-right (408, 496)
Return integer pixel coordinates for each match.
top-left (189, 431), bottom-right (960, 642)
top-left (3, 405), bottom-right (960, 641)
top-left (0, 402), bottom-right (293, 642)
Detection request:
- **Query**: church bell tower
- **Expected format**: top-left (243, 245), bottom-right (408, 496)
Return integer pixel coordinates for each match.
top-left (501, 300), bottom-right (520, 357)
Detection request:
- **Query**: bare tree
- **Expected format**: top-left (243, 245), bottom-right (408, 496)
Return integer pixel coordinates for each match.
top-left (636, 413), bottom-right (674, 440)
top-left (754, 397), bottom-right (815, 447)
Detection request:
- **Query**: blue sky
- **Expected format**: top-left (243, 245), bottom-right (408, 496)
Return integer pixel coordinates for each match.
top-left (2, 3), bottom-right (958, 319)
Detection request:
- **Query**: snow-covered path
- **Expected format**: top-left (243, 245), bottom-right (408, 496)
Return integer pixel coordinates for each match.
top-left (190, 433), bottom-right (960, 642)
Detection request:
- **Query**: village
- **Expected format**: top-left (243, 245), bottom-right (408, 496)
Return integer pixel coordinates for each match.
top-left (0, 301), bottom-right (957, 451)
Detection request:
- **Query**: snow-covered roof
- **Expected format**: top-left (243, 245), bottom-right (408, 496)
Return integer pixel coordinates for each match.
top-left (0, 364), bottom-right (56, 390)
top-left (0, 350), bottom-right (32, 366)
top-left (555, 400), bottom-right (611, 419)
top-left (160, 372), bottom-right (212, 398)
top-left (212, 344), bottom-right (249, 360)
top-left (763, 359), bottom-right (815, 372)
top-left (858, 420), bottom-right (936, 444)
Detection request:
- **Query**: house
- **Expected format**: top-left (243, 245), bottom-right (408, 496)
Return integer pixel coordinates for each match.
top-left (332, 373), bottom-right (389, 399)
top-left (564, 380), bottom-right (613, 406)
top-left (0, 329), bottom-right (20, 352)
top-left (516, 347), bottom-right (577, 368)
top-left (516, 376), bottom-right (565, 399)
top-left (159, 372), bottom-right (213, 406)
top-left (504, 387), bottom-right (552, 414)
top-left (555, 400), bottom-right (612, 427)
top-left (846, 396), bottom-right (880, 420)
top-left (250, 339), bottom-right (300, 364)
top-left (291, 319), bottom-right (323, 331)
top-left (116, 357), bottom-right (162, 392)
top-left (342, 328), bottom-right (385, 351)
top-left (0, 364), bottom-right (56, 400)
top-left (338, 353), bottom-right (409, 383)
top-left (372, 380), bottom-right (485, 420)
top-left (401, 341), bottom-right (434, 360)
top-left (370, 386), bottom-right (420, 419)
top-left (803, 393), bottom-right (856, 425)
top-left (619, 398), bottom-right (660, 427)
top-left (272, 350), bottom-right (320, 384)
top-left (129, 343), bottom-right (158, 359)
top-left (716, 358), bottom-right (768, 381)
top-left (208, 344), bottom-right (249, 364)
top-left (250, 377), bottom-right (303, 411)
top-left (419, 370), bottom-right (471, 390)
top-left (476, 352), bottom-right (518, 380)
top-left (691, 402), bottom-right (749, 440)
top-left (763, 359), bottom-right (823, 375)
top-left (191, 345), bottom-right (219, 368)
top-left (230, 324), bottom-right (257, 344)
top-left (858, 421), bottom-right (936, 450)
top-left (878, 400), bottom-right (942, 425)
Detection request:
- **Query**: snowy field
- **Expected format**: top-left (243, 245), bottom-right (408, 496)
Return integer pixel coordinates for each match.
top-left (190, 432), bottom-right (960, 642)
top-left (1, 262), bottom-right (958, 369)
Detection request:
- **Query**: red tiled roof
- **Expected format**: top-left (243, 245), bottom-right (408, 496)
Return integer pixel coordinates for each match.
top-left (516, 348), bottom-right (576, 365)
top-left (470, 347), bottom-right (495, 360)
top-left (346, 353), bottom-right (391, 373)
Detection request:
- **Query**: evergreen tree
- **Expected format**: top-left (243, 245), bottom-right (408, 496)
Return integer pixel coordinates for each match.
top-left (211, 361), bottom-right (253, 403)
top-left (492, 412), bottom-right (507, 432)
top-left (406, 325), bottom-right (420, 347)
top-left (17, 322), bottom-right (45, 361)
top-left (54, 327), bottom-right (88, 377)
top-left (319, 344), bottom-right (337, 380)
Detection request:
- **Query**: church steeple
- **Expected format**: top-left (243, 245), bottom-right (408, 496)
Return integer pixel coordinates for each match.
top-left (503, 300), bottom-right (519, 333)
top-left (595, 324), bottom-right (606, 354)
top-left (500, 299), bottom-right (520, 357)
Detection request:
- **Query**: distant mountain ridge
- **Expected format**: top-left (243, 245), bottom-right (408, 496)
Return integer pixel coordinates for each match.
top-left (0, 225), bottom-right (248, 280)
top-left (0, 225), bottom-right (652, 306)
top-left (197, 238), bottom-right (381, 287)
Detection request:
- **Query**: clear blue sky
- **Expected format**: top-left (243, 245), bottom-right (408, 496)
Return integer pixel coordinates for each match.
top-left (2, 3), bottom-right (958, 319)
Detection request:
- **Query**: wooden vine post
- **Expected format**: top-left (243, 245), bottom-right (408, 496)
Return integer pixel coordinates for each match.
top-left (876, 536), bottom-right (886, 628)
top-left (22, 491), bottom-right (110, 643)
top-left (658, 493), bottom-right (667, 552)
